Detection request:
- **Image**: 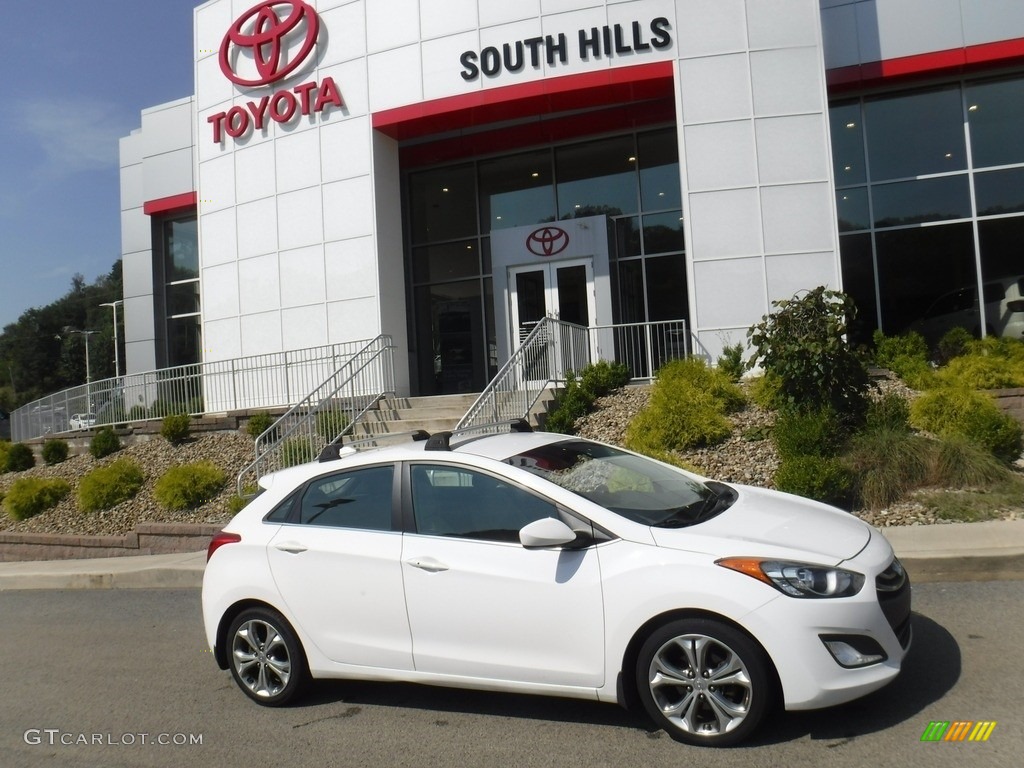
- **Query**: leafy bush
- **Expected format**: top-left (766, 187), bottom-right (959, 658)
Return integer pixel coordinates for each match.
top-left (316, 408), bottom-right (349, 441)
top-left (747, 372), bottom-right (783, 410)
top-left (246, 411), bottom-right (276, 439)
top-left (872, 329), bottom-right (929, 370)
top-left (77, 459), bottom-right (145, 512)
top-left (910, 387), bottom-right (1023, 463)
top-left (3, 477), bottom-right (71, 521)
top-left (773, 407), bottom-right (848, 459)
top-left (5, 442), bottom-right (36, 472)
top-left (89, 427), bottom-right (121, 459)
top-left (0, 442), bottom-right (9, 473)
top-left (160, 413), bottom-right (192, 445)
top-left (936, 327), bottom-right (973, 364)
top-left (547, 361), bottom-right (631, 434)
top-left (41, 439), bottom-right (70, 465)
top-left (774, 455), bottom-right (853, 509)
top-left (748, 287), bottom-right (870, 425)
top-left (625, 358), bottom-right (742, 453)
top-left (716, 343), bottom-right (746, 383)
top-left (927, 437), bottom-right (1012, 488)
top-left (154, 461), bottom-right (227, 510)
top-left (865, 392), bottom-right (911, 433)
top-left (937, 351), bottom-right (1024, 390)
top-left (280, 437), bottom-right (317, 468)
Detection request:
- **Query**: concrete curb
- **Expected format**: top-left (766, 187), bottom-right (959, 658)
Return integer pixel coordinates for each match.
top-left (1, 520), bottom-right (1023, 590)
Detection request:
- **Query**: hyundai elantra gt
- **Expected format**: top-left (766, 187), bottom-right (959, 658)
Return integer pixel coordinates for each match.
top-left (202, 425), bottom-right (911, 747)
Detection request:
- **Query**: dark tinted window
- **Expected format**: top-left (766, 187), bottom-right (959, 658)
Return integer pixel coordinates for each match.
top-left (298, 465), bottom-right (394, 530)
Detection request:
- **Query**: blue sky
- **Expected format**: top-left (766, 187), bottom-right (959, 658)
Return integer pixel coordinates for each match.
top-left (0, 0), bottom-right (201, 329)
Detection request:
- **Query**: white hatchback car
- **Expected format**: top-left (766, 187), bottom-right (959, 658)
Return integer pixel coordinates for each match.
top-left (202, 424), bottom-right (911, 747)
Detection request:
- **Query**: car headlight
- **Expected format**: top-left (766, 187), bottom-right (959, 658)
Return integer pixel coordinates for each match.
top-left (717, 557), bottom-right (865, 598)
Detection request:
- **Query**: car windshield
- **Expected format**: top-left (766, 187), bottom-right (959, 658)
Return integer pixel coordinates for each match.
top-left (506, 439), bottom-right (728, 527)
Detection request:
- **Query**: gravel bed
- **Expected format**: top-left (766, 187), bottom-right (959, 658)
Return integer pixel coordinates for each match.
top-left (0, 432), bottom-right (254, 537)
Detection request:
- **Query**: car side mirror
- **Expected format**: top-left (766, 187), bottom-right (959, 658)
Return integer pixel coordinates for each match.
top-left (519, 517), bottom-right (578, 549)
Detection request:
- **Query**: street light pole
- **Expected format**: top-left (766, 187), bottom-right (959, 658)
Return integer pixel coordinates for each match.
top-left (62, 327), bottom-right (98, 383)
top-left (100, 300), bottom-right (123, 378)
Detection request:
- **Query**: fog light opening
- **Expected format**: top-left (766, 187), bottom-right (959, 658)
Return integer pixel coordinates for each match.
top-left (821, 635), bottom-right (887, 668)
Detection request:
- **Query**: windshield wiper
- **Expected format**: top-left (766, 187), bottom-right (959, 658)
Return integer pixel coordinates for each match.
top-left (651, 485), bottom-right (729, 528)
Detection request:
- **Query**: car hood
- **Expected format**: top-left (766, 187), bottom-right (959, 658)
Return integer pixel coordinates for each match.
top-left (648, 484), bottom-right (872, 564)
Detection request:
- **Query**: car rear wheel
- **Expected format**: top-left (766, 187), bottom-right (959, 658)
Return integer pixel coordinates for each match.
top-left (636, 618), bottom-right (771, 747)
top-left (227, 607), bottom-right (307, 706)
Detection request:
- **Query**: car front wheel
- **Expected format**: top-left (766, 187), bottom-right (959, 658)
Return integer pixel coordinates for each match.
top-left (227, 607), bottom-right (307, 706)
top-left (636, 618), bottom-right (771, 747)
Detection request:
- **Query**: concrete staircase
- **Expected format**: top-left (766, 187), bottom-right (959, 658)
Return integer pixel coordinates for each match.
top-left (348, 389), bottom-right (561, 439)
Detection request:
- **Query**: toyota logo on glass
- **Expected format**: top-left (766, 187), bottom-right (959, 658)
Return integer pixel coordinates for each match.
top-left (208, 0), bottom-right (342, 143)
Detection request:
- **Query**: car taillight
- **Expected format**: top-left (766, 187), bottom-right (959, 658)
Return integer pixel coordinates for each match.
top-left (1006, 299), bottom-right (1024, 313)
top-left (207, 531), bottom-right (241, 562)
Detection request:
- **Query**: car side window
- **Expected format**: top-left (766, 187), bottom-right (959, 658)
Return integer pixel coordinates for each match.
top-left (411, 464), bottom-right (558, 542)
top-left (298, 465), bottom-right (394, 531)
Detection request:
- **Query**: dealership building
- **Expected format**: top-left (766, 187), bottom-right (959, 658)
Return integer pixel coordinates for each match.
top-left (119, 0), bottom-right (1024, 399)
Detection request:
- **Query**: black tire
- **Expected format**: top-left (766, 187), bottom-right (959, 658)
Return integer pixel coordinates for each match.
top-left (227, 607), bottom-right (308, 706)
top-left (635, 618), bottom-right (771, 747)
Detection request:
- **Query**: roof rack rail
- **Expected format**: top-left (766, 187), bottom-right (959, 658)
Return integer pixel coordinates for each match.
top-left (317, 429), bottom-right (431, 462)
top-left (424, 418), bottom-right (533, 452)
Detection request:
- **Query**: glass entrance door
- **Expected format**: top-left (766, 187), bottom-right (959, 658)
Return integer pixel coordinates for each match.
top-left (508, 259), bottom-right (595, 346)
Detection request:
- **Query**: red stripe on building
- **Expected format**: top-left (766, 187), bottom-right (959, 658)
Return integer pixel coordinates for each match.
top-left (827, 36), bottom-right (1024, 91)
top-left (143, 192), bottom-right (198, 216)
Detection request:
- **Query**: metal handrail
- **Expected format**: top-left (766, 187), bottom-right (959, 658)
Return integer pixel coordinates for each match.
top-left (457, 318), bottom-right (690, 431)
top-left (236, 334), bottom-right (395, 495)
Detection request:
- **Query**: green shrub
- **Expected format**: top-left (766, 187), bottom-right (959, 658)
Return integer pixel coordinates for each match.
top-left (246, 411), bottom-right (276, 439)
top-left (160, 413), bottom-right (192, 444)
top-left (865, 392), bottom-right (911, 433)
top-left (926, 437), bottom-right (1012, 489)
top-left (280, 437), bottom-right (317, 468)
top-left (89, 427), bottom-right (121, 459)
top-left (77, 459), bottom-right (145, 512)
top-left (937, 353), bottom-right (1024, 390)
top-left (910, 387), bottom-right (1023, 463)
top-left (843, 429), bottom-right (932, 510)
top-left (546, 361), bottom-right (631, 435)
top-left (747, 372), bottom-right (783, 410)
top-left (5, 442), bottom-right (36, 472)
top-left (774, 455), bottom-right (853, 509)
top-left (748, 287), bottom-right (870, 425)
top-left (127, 404), bottom-right (148, 421)
top-left (716, 343), bottom-right (746, 383)
top-left (625, 359), bottom-right (741, 453)
top-left (773, 406), bottom-right (848, 459)
top-left (0, 442), bottom-right (9, 473)
top-left (3, 477), bottom-right (71, 521)
top-left (316, 407), bottom-right (349, 441)
top-left (154, 461), bottom-right (227, 510)
top-left (872, 330), bottom-right (929, 370)
top-left (936, 327), bottom-right (973, 364)
top-left (41, 439), bottom-right (70, 465)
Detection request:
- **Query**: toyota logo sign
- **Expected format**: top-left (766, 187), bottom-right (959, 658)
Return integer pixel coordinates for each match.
top-left (220, 0), bottom-right (320, 87)
top-left (526, 227), bottom-right (570, 257)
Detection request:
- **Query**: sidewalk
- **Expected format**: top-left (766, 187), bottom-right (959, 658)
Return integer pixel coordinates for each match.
top-left (0, 519), bottom-right (1023, 590)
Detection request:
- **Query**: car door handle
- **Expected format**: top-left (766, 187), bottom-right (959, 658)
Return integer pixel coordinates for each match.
top-left (405, 557), bottom-right (448, 573)
top-left (274, 542), bottom-right (308, 554)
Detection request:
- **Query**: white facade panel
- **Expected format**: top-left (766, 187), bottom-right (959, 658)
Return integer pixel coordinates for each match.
top-left (277, 187), bottom-right (325, 251)
top-left (874, 0), bottom-right (964, 60)
top-left (328, 297), bottom-right (380, 342)
top-left (240, 311), bottom-right (284, 356)
top-left (283, 304), bottom-right (330, 349)
top-left (674, 0), bottom-right (748, 58)
top-left (750, 47), bottom-right (824, 116)
top-left (318, 2), bottom-right (367, 66)
top-left (366, 0), bottom-right (421, 53)
top-left (687, 189), bottom-right (763, 260)
top-left (323, 177), bottom-right (374, 242)
top-left (320, 116), bottom-right (372, 182)
top-left (280, 245), bottom-right (328, 308)
top-left (479, 0), bottom-right (542, 27)
top-left (238, 253), bottom-right (281, 316)
top-left (962, 0), bottom-right (1024, 46)
top-left (142, 147), bottom-right (195, 203)
top-left (198, 154), bottom-right (237, 213)
top-left (200, 208), bottom-right (239, 267)
top-left (747, 0), bottom-right (820, 50)
top-left (205, 316), bottom-right (242, 360)
top-left (755, 115), bottom-right (830, 185)
top-left (760, 183), bottom-right (837, 255)
top-left (543, 0), bottom-right (604, 14)
top-left (325, 238), bottom-right (377, 302)
top-left (367, 46), bottom-right (423, 111)
top-left (420, 0), bottom-right (479, 39)
top-left (422, 31), bottom-right (482, 101)
top-left (323, 59), bottom-right (369, 118)
top-left (236, 198), bottom-right (279, 260)
top-left (203, 262), bottom-right (240, 321)
top-left (765, 252), bottom-right (838, 303)
top-left (477, 19), bottom-right (548, 87)
top-left (121, 207), bottom-right (151, 255)
top-left (692, 256), bottom-right (766, 328)
top-left (678, 54), bottom-right (753, 124)
top-left (683, 121), bottom-right (758, 192)
top-left (234, 142), bottom-right (277, 204)
top-left (119, 162), bottom-right (143, 217)
top-left (276, 130), bottom-right (323, 194)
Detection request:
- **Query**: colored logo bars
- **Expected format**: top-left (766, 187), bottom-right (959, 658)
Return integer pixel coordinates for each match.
top-left (920, 721), bottom-right (997, 742)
